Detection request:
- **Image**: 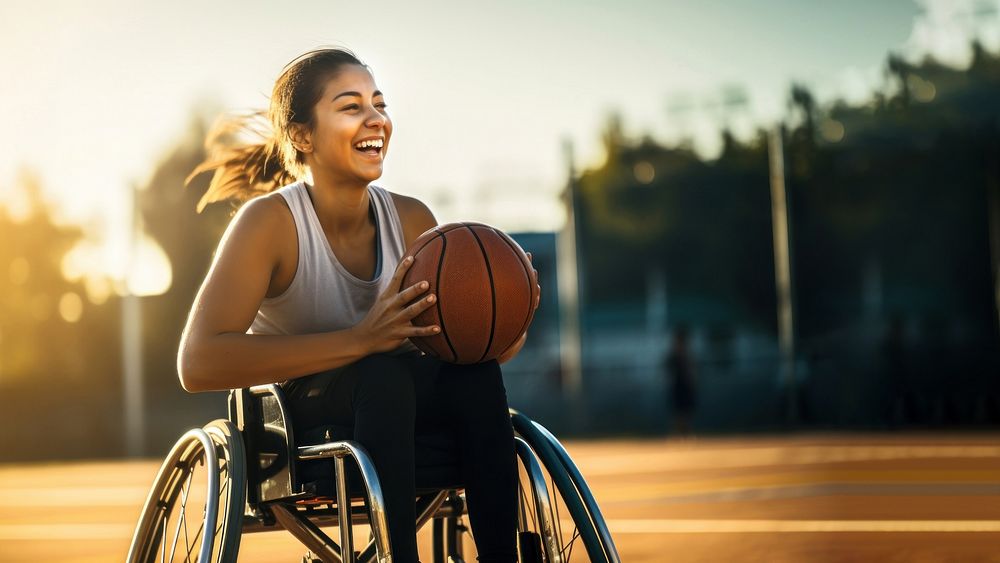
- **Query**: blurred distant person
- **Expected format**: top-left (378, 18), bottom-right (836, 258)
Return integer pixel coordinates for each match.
top-left (664, 326), bottom-right (697, 436)
top-left (881, 315), bottom-right (910, 426)
top-left (177, 47), bottom-right (537, 563)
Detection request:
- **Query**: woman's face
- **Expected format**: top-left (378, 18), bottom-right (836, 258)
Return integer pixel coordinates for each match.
top-left (306, 64), bottom-right (392, 185)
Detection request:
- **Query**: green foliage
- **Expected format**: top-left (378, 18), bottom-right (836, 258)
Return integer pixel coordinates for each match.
top-left (574, 46), bottom-right (1000, 339)
top-left (575, 118), bottom-right (774, 327)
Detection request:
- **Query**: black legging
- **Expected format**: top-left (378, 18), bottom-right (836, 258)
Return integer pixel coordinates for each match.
top-left (283, 353), bottom-right (518, 563)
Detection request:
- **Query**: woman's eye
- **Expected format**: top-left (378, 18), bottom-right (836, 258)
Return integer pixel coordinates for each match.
top-left (343, 104), bottom-right (360, 111)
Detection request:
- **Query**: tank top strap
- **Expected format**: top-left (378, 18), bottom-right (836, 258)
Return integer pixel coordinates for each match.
top-left (276, 181), bottom-right (327, 274)
top-left (368, 184), bottom-right (408, 262)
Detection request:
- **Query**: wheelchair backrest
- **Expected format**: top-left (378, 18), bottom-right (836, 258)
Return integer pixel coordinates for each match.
top-left (228, 385), bottom-right (300, 504)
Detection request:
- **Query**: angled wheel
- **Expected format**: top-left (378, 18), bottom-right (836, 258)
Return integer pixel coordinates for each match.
top-left (510, 410), bottom-right (621, 563)
top-left (128, 419), bottom-right (247, 563)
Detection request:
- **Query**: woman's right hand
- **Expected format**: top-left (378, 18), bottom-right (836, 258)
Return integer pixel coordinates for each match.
top-left (353, 256), bottom-right (441, 354)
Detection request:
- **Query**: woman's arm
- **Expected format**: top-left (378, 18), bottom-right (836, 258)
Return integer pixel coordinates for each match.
top-left (177, 195), bottom-right (437, 392)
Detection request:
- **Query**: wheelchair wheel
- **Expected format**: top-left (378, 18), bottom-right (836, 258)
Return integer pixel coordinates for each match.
top-left (128, 419), bottom-right (247, 563)
top-left (511, 411), bottom-right (620, 563)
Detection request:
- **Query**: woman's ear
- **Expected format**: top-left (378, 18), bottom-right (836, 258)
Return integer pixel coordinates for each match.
top-left (288, 123), bottom-right (313, 153)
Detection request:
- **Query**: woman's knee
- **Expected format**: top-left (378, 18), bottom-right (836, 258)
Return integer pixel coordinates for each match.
top-left (444, 360), bottom-right (504, 391)
top-left (442, 360), bottom-right (510, 415)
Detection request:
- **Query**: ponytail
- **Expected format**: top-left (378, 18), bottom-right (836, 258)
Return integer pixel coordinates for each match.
top-left (186, 111), bottom-right (298, 212)
top-left (186, 47), bottom-right (367, 212)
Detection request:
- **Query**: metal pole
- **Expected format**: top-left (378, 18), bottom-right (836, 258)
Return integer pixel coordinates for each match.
top-left (985, 130), bottom-right (1000, 337)
top-left (122, 182), bottom-right (144, 457)
top-left (767, 127), bottom-right (798, 422)
top-left (558, 139), bottom-right (583, 398)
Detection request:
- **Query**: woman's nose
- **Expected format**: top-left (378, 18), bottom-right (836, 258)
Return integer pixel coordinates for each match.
top-left (365, 106), bottom-right (387, 128)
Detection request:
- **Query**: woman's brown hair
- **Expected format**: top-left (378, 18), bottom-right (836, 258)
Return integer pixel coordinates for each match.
top-left (186, 47), bottom-right (367, 211)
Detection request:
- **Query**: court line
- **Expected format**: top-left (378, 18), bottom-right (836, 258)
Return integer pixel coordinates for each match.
top-left (6, 519), bottom-right (1000, 540)
top-left (0, 524), bottom-right (135, 540)
top-left (602, 519), bottom-right (1000, 534)
top-left (0, 486), bottom-right (156, 507)
top-left (610, 482), bottom-right (1000, 506)
top-left (595, 470), bottom-right (1000, 503)
top-left (575, 445), bottom-right (1000, 476)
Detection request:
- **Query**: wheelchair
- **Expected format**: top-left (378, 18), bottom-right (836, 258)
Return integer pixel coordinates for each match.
top-left (127, 382), bottom-right (620, 562)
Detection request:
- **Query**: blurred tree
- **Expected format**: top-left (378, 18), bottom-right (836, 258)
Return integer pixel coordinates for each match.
top-left (575, 114), bottom-right (774, 328)
top-left (0, 169), bottom-right (84, 381)
top-left (135, 105), bottom-right (233, 448)
top-left (0, 168), bottom-right (122, 460)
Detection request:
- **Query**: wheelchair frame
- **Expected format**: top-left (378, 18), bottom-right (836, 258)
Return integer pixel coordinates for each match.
top-left (128, 383), bottom-right (620, 563)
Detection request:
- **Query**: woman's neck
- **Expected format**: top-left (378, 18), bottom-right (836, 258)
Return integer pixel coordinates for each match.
top-left (305, 170), bottom-right (372, 235)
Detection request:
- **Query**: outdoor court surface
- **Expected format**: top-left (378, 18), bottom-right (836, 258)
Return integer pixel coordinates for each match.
top-left (0, 433), bottom-right (998, 562)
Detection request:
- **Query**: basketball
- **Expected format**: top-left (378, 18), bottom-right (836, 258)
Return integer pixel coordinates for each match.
top-left (402, 222), bottom-right (539, 364)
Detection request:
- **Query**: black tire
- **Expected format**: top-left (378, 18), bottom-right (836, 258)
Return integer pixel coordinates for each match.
top-left (203, 419), bottom-right (248, 559)
top-left (128, 420), bottom-right (247, 563)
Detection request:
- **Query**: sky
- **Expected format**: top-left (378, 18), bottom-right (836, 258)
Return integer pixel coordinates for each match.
top-left (1, 0), bottom-right (998, 290)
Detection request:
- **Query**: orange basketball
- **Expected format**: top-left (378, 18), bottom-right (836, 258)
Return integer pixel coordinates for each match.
top-left (402, 222), bottom-right (538, 364)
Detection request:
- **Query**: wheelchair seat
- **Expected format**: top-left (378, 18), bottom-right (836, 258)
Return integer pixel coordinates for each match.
top-left (295, 424), bottom-right (464, 502)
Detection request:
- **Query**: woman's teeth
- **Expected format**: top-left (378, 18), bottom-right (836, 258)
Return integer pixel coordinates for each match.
top-left (354, 139), bottom-right (383, 153)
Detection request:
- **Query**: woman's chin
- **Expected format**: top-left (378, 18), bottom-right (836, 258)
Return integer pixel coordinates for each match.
top-left (361, 162), bottom-right (385, 180)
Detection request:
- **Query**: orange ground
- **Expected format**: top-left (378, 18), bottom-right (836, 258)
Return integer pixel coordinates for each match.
top-left (1, 433), bottom-right (999, 562)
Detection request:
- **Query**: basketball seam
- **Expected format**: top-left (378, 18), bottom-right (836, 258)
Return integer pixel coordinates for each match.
top-left (495, 231), bottom-right (535, 352)
top-left (406, 230), bottom-right (439, 257)
top-left (466, 224), bottom-right (497, 363)
top-left (434, 232), bottom-right (458, 363)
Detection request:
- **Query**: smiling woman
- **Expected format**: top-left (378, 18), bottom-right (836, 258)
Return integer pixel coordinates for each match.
top-left (176, 47), bottom-right (531, 563)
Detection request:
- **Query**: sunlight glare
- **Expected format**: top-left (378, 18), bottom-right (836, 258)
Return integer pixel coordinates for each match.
top-left (125, 233), bottom-right (173, 297)
top-left (62, 231), bottom-right (173, 300)
top-left (58, 292), bottom-right (83, 323)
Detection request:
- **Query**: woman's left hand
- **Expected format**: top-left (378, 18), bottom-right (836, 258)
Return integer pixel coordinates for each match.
top-left (527, 252), bottom-right (540, 311)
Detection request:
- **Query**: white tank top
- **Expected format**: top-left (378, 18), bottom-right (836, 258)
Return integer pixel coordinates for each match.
top-left (249, 181), bottom-right (417, 353)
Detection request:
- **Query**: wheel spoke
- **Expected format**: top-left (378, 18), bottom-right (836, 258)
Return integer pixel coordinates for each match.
top-left (561, 527), bottom-right (581, 561)
top-left (181, 468), bottom-right (194, 561)
top-left (550, 473), bottom-right (563, 547)
top-left (518, 477), bottom-right (537, 533)
top-left (167, 500), bottom-right (184, 561)
top-left (169, 467), bottom-right (195, 562)
top-left (184, 515), bottom-right (207, 562)
top-left (215, 462), bottom-right (230, 554)
top-left (159, 507), bottom-right (167, 563)
top-left (182, 460), bottom-right (203, 561)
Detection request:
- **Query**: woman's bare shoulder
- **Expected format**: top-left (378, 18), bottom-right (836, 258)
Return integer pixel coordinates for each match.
top-left (213, 192), bottom-right (296, 270)
top-left (236, 191), bottom-right (293, 227)
top-left (388, 191), bottom-right (438, 247)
